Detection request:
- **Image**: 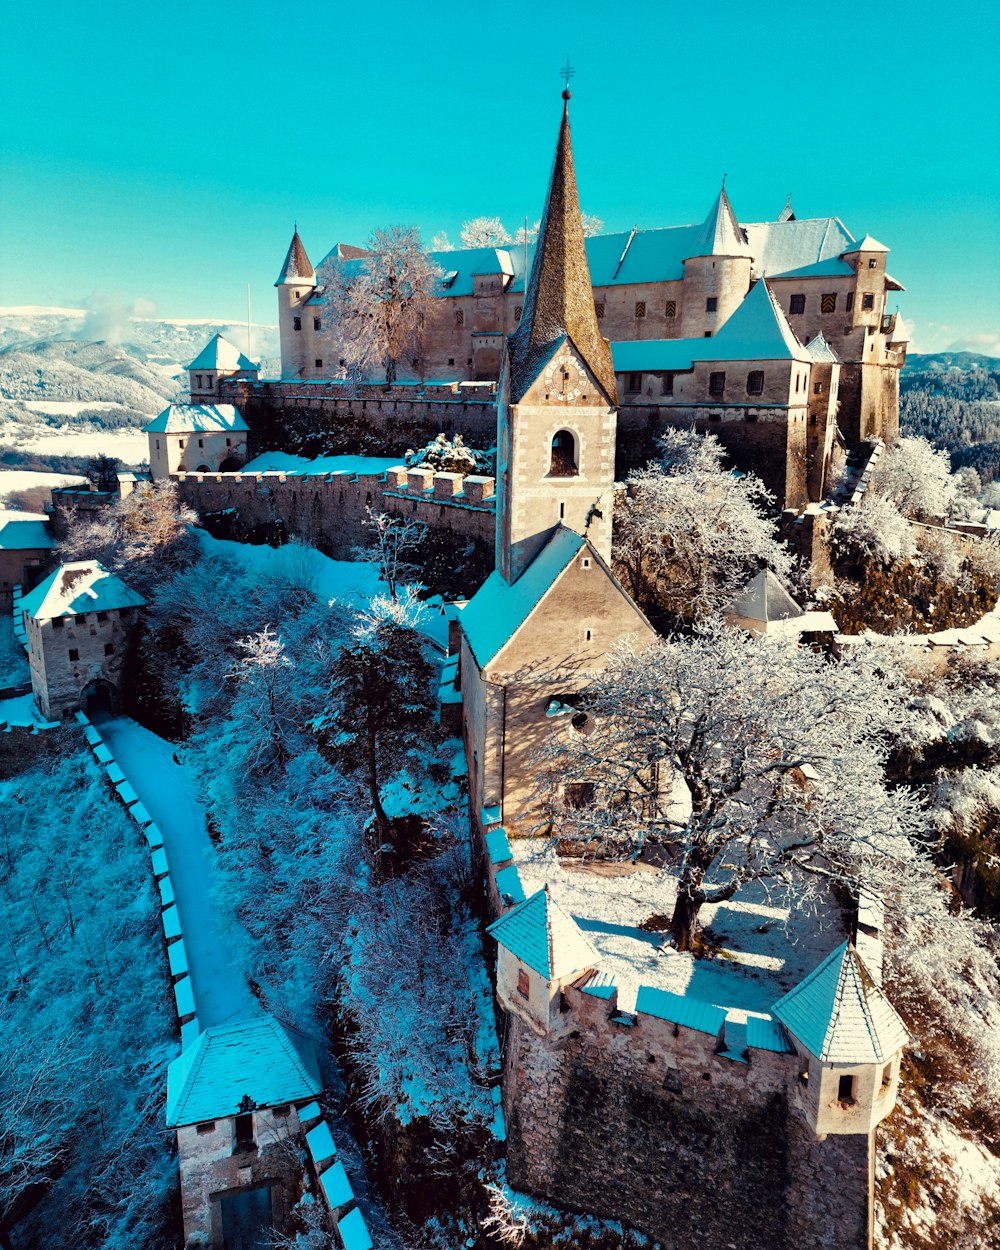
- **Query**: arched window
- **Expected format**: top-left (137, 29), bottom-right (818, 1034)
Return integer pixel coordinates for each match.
top-left (550, 430), bottom-right (578, 477)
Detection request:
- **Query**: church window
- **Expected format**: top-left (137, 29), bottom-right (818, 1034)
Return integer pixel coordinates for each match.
top-left (314, 317), bottom-right (322, 331)
top-left (706, 296), bottom-right (718, 313)
top-left (293, 316), bottom-right (302, 331)
top-left (550, 430), bottom-right (578, 477)
top-left (862, 293), bottom-right (875, 310)
top-left (594, 303), bottom-right (604, 319)
top-left (821, 293), bottom-right (837, 314)
top-left (565, 780), bottom-right (595, 809)
top-left (662, 374), bottom-right (674, 396)
top-left (868, 257), bottom-right (878, 268)
top-left (315, 358), bottom-right (323, 367)
top-left (626, 372), bottom-right (642, 394)
top-left (789, 294), bottom-right (805, 315)
top-left (517, 969), bottom-right (530, 999)
top-left (709, 371), bottom-right (726, 397)
top-left (747, 370), bottom-right (764, 395)
top-left (634, 301), bottom-right (646, 319)
top-left (837, 1074), bottom-right (856, 1103)
top-left (665, 300), bottom-right (676, 318)
top-left (68, 649), bottom-right (79, 661)
top-left (455, 309), bottom-right (464, 326)
top-left (514, 306), bottom-right (523, 322)
top-left (846, 292), bottom-right (855, 311)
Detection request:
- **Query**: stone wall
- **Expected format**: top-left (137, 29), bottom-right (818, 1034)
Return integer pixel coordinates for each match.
top-left (502, 988), bottom-right (872, 1250)
top-left (26, 605), bottom-right (139, 721)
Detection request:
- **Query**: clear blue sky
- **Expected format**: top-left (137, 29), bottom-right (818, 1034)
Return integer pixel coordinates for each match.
top-left (2, 0), bottom-right (998, 354)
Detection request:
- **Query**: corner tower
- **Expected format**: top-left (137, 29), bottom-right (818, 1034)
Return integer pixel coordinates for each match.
top-left (496, 92), bottom-right (618, 584)
top-left (680, 183), bottom-right (753, 338)
top-left (275, 227), bottom-right (317, 381)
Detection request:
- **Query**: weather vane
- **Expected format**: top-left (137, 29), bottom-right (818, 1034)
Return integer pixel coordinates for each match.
top-left (560, 56), bottom-right (575, 94)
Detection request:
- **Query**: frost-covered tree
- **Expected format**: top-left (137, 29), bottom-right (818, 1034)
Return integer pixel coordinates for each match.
top-left (581, 212), bottom-right (604, 236)
top-left (874, 436), bottom-right (958, 522)
top-left (404, 432), bottom-right (491, 476)
top-left (459, 216), bottom-right (511, 248)
top-left (353, 507), bottom-right (427, 601)
top-left (315, 592), bottom-right (435, 849)
top-left (228, 625), bottom-right (294, 771)
top-left (322, 226), bottom-right (442, 385)
top-left (831, 492), bottom-right (917, 569)
top-left (431, 231), bottom-right (454, 253)
top-left (613, 430), bottom-right (791, 628)
top-left (543, 626), bottom-right (924, 951)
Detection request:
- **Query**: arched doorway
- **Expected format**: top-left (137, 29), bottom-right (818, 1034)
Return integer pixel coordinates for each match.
top-left (81, 678), bottom-right (118, 720)
top-left (219, 456), bottom-right (245, 472)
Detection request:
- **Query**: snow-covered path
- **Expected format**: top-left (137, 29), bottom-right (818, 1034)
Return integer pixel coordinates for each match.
top-left (96, 714), bottom-right (256, 1030)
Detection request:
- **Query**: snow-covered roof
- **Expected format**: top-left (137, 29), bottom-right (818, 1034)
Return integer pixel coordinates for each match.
top-left (771, 942), bottom-right (909, 1064)
top-left (770, 256), bottom-right (856, 280)
top-left (275, 228), bottom-right (316, 286)
top-left (240, 451), bottom-right (398, 478)
top-left (777, 195), bottom-right (795, 224)
top-left (460, 526), bottom-right (585, 670)
top-left (724, 568), bottom-right (803, 623)
top-left (0, 516), bottom-right (52, 551)
top-left (612, 279), bottom-right (809, 373)
top-left (145, 403), bottom-right (249, 435)
top-left (487, 884), bottom-right (598, 981)
top-left (318, 211), bottom-right (862, 300)
top-left (806, 332), bottom-right (839, 363)
top-left (684, 185), bottom-right (751, 260)
top-left (21, 561), bottom-right (145, 621)
top-left (187, 333), bottom-right (256, 373)
top-left (841, 234), bottom-right (889, 255)
top-left (165, 1015), bottom-right (322, 1127)
top-left (472, 248), bottom-right (515, 277)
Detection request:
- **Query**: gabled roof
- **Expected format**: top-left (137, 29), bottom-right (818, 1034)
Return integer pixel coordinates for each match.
top-left (842, 234), bottom-right (889, 255)
top-left (21, 561), bottom-right (145, 621)
top-left (611, 279), bottom-right (809, 373)
top-left (145, 403), bottom-right (249, 435)
top-left (0, 516), bottom-right (52, 551)
top-left (275, 228), bottom-right (316, 286)
top-left (685, 184), bottom-right (751, 260)
top-left (724, 568), bottom-right (802, 623)
top-left (806, 332), bottom-right (839, 364)
top-left (487, 884), bottom-right (598, 981)
top-left (472, 248), bottom-right (514, 278)
top-left (187, 333), bottom-right (256, 373)
top-left (772, 942), bottom-right (909, 1064)
top-left (505, 95), bottom-right (617, 405)
top-left (166, 1015), bottom-right (322, 1127)
top-left (460, 525), bottom-right (585, 670)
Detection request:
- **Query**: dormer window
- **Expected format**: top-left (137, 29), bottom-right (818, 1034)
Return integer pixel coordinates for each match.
top-left (550, 430), bottom-right (578, 477)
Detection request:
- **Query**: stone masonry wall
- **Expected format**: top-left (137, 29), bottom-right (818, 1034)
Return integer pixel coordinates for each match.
top-left (502, 988), bottom-right (872, 1250)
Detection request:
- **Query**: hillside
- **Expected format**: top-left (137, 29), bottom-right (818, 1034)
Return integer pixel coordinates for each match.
top-left (900, 351), bottom-right (1000, 483)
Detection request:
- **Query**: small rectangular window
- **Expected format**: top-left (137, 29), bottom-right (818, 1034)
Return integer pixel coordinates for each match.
top-left (665, 299), bottom-right (676, 318)
top-left (272, 1104), bottom-right (290, 1118)
top-left (821, 293), bottom-right (837, 314)
top-left (52, 617), bottom-right (64, 630)
top-left (703, 330), bottom-right (712, 337)
top-left (880, 1064), bottom-right (892, 1090)
top-left (313, 317), bottom-right (321, 331)
top-left (68, 648), bottom-right (79, 661)
top-left (706, 296), bottom-right (717, 313)
top-left (234, 1112), bottom-right (255, 1153)
top-left (634, 301), bottom-right (646, 319)
top-left (868, 257), bottom-right (878, 268)
top-left (709, 371), bottom-right (726, 397)
top-left (315, 358), bottom-right (323, 367)
top-left (846, 292), bottom-right (855, 311)
top-left (662, 373), bottom-right (674, 396)
top-left (584, 628), bottom-right (593, 642)
top-left (581, 557), bottom-right (591, 569)
top-left (198, 438), bottom-right (204, 448)
top-left (96, 612), bottom-right (108, 622)
top-left (455, 308), bottom-right (464, 326)
top-left (789, 294), bottom-right (806, 315)
top-left (196, 1121), bottom-right (215, 1135)
top-left (293, 316), bottom-right (302, 331)
top-left (565, 781), bottom-right (596, 809)
top-left (746, 370), bottom-right (764, 396)
top-left (813, 382), bottom-right (823, 394)
top-left (862, 293), bottom-right (875, 310)
top-left (838, 1074), bottom-right (855, 1102)
top-left (626, 372), bottom-right (642, 394)
top-left (447, 357), bottom-right (455, 366)
top-left (517, 969), bottom-right (530, 999)
top-left (104, 642), bottom-right (114, 656)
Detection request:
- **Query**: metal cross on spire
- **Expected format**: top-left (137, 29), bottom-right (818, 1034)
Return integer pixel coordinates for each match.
top-left (560, 56), bottom-right (575, 97)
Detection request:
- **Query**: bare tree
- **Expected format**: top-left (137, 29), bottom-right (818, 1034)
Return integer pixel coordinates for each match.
top-left (354, 507), bottom-right (427, 600)
top-left (322, 226), bottom-right (441, 386)
top-left (542, 625), bottom-right (925, 951)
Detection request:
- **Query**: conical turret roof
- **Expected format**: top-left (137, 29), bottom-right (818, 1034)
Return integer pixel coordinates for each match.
top-left (506, 95), bottom-right (616, 405)
top-left (685, 183), bottom-right (752, 260)
top-left (275, 228), bottom-right (315, 286)
top-left (772, 941), bottom-right (909, 1064)
top-left (487, 884), bottom-right (598, 980)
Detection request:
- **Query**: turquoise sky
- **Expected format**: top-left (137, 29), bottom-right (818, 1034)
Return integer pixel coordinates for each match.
top-left (2, 0), bottom-right (998, 354)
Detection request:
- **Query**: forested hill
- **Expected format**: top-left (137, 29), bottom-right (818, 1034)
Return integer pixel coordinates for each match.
top-left (900, 351), bottom-right (1000, 483)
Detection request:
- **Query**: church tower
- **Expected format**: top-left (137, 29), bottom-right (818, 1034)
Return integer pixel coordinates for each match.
top-left (496, 92), bottom-right (619, 584)
top-left (275, 227), bottom-right (316, 381)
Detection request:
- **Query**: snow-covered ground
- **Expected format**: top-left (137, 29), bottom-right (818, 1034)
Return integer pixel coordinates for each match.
top-left (0, 467), bottom-right (87, 503)
top-left (513, 841), bottom-right (843, 1017)
top-left (95, 714), bottom-right (257, 1029)
top-left (0, 422), bottom-right (149, 462)
top-left (241, 451), bottom-right (402, 477)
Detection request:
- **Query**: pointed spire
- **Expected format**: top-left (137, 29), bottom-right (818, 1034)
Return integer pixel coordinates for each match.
top-left (686, 182), bottom-right (751, 260)
top-left (778, 194), bottom-right (795, 223)
top-left (506, 94), bottom-right (617, 404)
top-left (275, 227), bottom-right (315, 287)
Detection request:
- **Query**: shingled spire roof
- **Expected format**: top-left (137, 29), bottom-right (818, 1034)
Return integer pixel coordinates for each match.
top-left (686, 182), bottom-right (752, 260)
top-left (275, 228), bottom-right (315, 286)
top-left (506, 94), bottom-right (616, 404)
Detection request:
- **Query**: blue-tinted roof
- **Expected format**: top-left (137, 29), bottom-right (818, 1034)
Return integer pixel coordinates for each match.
top-left (487, 885), bottom-right (597, 980)
top-left (166, 1015), bottom-right (322, 1127)
top-left (484, 827), bottom-right (513, 866)
top-left (145, 403), bottom-right (249, 435)
top-left (338, 1207), bottom-right (373, 1250)
top-left (578, 969), bottom-right (617, 1000)
top-left (187, 333), bottom-right (256, 372)
top-left (635, 986), bottom-right (727, 1036)
top-left (768, 256), bottom-right (855, 280)
top-left (320, 1160), bottom-right (354, 1210)
top-left (460, 527), bottom-right (585, 670)
top-left (494, 864), bottom-right (526, 905)
top-left (0, 517), bottom-right (52, 551)
top-left (746, 1014), bottom-right (795, 1054)
top-left (21, 561), bottom-right (145, 621)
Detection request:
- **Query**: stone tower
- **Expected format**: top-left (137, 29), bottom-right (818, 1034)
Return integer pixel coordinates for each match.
top-left (275, 227), bottom-right (317, 381)
top-left (496, 92), bottom-right (619, 584)
top-left (680, 183), bottom-right (753, 339)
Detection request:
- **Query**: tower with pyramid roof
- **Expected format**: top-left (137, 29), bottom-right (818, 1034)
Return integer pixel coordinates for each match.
top-left (680, 182), bottom-right (754, 339)
top-left (496, 90), bottom-right (619, 584)
top-left (275, 227), bottom-right (318, 382)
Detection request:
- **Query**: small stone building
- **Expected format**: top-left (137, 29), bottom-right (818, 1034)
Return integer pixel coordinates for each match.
top-left (146, 403), bottom-right (249, 479)
top-left (187, 333), bottom-right (258, 404)
top-left (165, 1015), bottom-right (323, 1249)
top-left (0, 514), bottom-right (52, 611)
top-left (20, 561), bottom-right (145, 721)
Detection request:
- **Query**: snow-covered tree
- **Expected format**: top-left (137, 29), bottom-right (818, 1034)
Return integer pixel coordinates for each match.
top-left (613, 430), bottom-right (791, 628)
top-left (581, 212), bottom-right (604, 236)
top-left (543, 626), bottom-right (924, 951)
top-left (459, 216), bottom-right (511, 248)
top-left (228, 625), bottom-right (294, 772)
top-left (321, 226), bottom-right (442, 386)
top-left (874, 437), bottom-right (958, 522)
top-left (831, 493), bottom-right (917, 569)
top-left (431, 231), bottom-right (454, 253)
top-left (354, 507), bottom-right (427, 601)
top-left (404, 432), bottom-right (491, 476)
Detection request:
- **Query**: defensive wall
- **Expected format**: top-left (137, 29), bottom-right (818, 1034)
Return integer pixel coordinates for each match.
top-left (172, 463), bottom-right (497, 563)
